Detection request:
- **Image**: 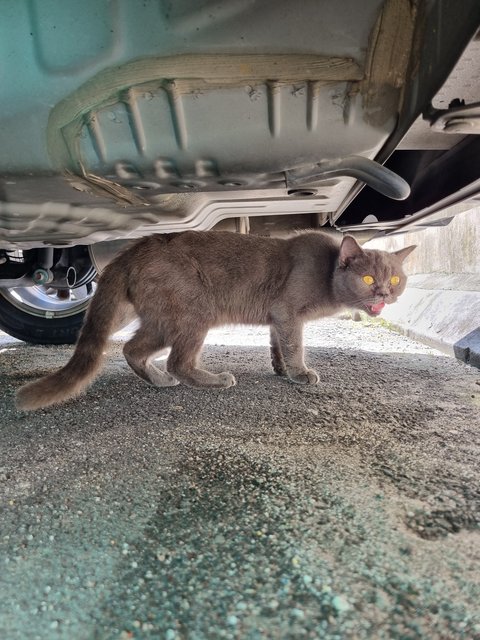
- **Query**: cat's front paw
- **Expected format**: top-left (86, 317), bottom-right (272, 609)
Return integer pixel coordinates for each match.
top-left (288, 368), bottom-right (319, 385)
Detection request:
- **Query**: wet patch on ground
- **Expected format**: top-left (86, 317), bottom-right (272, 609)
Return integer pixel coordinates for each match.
top-left (97, 443), bottom-right (480, 639)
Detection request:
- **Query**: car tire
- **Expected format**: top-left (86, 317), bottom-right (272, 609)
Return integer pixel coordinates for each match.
top-left (0, 285), bottom-right (93, 345)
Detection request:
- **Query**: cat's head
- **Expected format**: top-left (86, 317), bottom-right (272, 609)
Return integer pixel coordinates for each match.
top-left (334, 235), bottom-right (416, 316)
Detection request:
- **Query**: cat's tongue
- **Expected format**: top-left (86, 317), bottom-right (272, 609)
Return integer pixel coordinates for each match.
top-left (368, 301), bottom-right (386, 315)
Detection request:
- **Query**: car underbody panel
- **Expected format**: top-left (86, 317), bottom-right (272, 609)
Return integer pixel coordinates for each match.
top-left (1, 0), bottom-right (479, 251)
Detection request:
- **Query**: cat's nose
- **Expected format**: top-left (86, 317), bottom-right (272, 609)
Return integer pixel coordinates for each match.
top-left (374, 287), bottom-right (389, 298)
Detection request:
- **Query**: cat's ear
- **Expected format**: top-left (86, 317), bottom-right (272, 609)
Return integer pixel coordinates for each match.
top-left (393, 245), bottom-right (417, 263)
top-left (339, 235), bottom-right (365, 267)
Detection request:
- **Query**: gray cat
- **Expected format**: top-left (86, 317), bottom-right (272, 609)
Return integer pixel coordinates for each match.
top-left (16, 230), bottom-right (415, 410)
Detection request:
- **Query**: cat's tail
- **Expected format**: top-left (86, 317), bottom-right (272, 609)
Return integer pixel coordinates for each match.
top-left (16, 263), bottom-right (131, 411)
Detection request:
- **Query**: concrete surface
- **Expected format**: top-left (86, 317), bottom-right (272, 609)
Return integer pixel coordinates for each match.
top-left (366, 206), bottom-right (480, 368)
top-left (367, 274), bottom-right (480, 368)
top-left (1, 319), bottom-right (479, 639)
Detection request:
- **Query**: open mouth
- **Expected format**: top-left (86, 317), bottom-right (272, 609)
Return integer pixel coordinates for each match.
top-left (364, 301), bottom-right (386, 316)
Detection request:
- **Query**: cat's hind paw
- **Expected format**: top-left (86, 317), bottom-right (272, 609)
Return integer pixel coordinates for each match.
top-left (169, 367), bottom-right (236, 389)
top-left (149, 369), bottom-right (180, 387)
top-left (217, 372), bottom-right (237, 388)
top-left (288, 368), bottom-right (319, 385)
top-left (272, 361), bottom-right (288, 377)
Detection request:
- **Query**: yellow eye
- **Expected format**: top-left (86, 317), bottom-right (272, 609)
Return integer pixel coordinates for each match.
top-left (362, 275), bottom-right (374, 286)
top-left (390, 275), bottom-right (400, 286)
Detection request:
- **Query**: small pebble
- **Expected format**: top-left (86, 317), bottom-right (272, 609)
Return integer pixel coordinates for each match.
top-left (332, 595), bottom-right (351, 613)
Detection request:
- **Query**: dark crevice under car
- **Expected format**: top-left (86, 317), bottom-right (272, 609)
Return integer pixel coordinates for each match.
top-left (1, 0), bottom-right (479, 343)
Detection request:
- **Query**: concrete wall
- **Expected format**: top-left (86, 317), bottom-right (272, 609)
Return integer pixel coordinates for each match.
top-left (366, 205), bottom-right (480, 275)
top-left (365, 206), bottom-right (480, 367)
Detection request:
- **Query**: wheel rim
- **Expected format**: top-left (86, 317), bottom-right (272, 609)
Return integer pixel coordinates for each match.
top-left (0, 283), bottom-right (96, 319)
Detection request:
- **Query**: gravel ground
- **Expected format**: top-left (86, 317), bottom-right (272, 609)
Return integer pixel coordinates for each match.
top-left (0, 318), bottom-right (479, 640)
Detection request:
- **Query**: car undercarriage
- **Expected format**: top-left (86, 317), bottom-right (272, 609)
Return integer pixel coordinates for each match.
top-left (1, 0), bottom-right (479, 343)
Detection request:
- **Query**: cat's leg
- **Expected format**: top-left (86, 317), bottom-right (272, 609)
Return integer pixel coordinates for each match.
top-left (271, 319), bottom-right (319, 384)
top-left (270, 326), bottom-right (287, 376)
top-left (123, 326), bottom-right (179, 387)
top-left (167, 331), bottom-right (236, 389)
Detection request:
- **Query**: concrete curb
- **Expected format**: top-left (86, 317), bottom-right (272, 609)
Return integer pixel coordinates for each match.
top-left (363, 204), bottom-right (479, 368)
top-left (376, 274), bottom-right (480, 368)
